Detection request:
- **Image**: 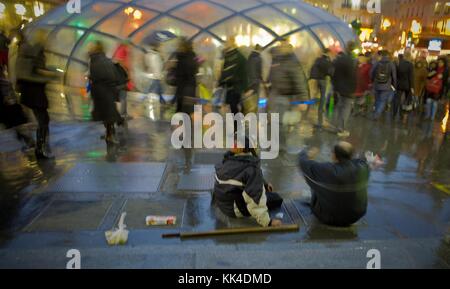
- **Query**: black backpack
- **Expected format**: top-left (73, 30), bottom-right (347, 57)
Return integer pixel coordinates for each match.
top-left (375, 62), bottom-right (391, 84)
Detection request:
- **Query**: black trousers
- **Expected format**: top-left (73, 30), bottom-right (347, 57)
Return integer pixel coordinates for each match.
top-left (393, 89), bottom-right (412, 117)
top-left (266, 191), bottom-right (283, 211)
top-left (226, 91), bottom-right (241, 115)
top-left (32, 108), bottom-right (50, 129)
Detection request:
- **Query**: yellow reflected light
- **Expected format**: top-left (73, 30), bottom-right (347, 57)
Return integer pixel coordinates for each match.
top-left (15, 4), bottom-right (26, 16)
top-left (124, 7), bottom-right (134, 15)
top-left (133, 9), bottom-right (142, 20)
top-left (411, 20), bottom-right (422, 36)
top-left (359, 28), bottom-right (373, 42)
top-left (442, 105), bottom-right (449, 133)
top-left (382, 18), bottom-right (391, 30)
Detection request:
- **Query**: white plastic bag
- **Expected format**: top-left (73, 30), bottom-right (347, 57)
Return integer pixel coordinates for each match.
top-left (105, 212), bottom-right (129, 246)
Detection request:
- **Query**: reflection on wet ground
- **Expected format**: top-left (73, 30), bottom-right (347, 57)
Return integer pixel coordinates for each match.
top-left (0, 93), bottom-right (449, 267)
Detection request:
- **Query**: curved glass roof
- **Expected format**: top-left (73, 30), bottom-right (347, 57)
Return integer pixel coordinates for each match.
top-left (28, 0), bottom-right (355, 102)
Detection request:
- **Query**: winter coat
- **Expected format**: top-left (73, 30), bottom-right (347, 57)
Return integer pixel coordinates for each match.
top-left (247, 50), bottom-right (263, 93)
top-left (414, 60), bottom-right (428, 97)
top-left (371, 56), bottom-right (397, 91)
top-left (298, 150), bottom-right (370, 227)
top-left (174, 51), bottom-right (198, 114)
top-left (219, 47), bottom-right (248, 97)
top-left (332, 52), bottom-right (357, 97)
top-left (16, 42), bottom-right (49, 109)
top-left (355, 62), bottom-right (372, 97)
top-left (0, 33), bottom-right (10, 51)
top-left (89, 52), bottom-right (121, 123)
top-left (269, 52), bottom-right (309, 100)
top-left (310, 54), bottom-right (333, 80)
top-left (396, 59), bottom-right (414, 91)
top-left (214, 152), bottom-right (271, 227)
top-left (144, 48), bottom-right (164, 80)
top-left (0, 77), bottom-right (27, 128)
top-left (426, 65), bottom-right (445, 100)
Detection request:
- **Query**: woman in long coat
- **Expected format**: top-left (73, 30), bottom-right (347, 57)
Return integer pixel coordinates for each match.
top-left (414, 56), bottom-right (428, 108)
top-left (89, 41), bottom-right (121, 143)
top-left (174, 37), bottom-right (198, 115)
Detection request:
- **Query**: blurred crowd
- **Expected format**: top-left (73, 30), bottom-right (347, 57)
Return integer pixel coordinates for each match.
top-left (1, 24), bottom-right (449, 160)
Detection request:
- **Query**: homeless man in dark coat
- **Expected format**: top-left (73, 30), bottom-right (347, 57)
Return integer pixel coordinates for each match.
top-left (89, 41), bottom-right (122, 143)
top-left (213, 136), bottom-right (283, 227)
top-left (298, 142), bottom-right (370, 227)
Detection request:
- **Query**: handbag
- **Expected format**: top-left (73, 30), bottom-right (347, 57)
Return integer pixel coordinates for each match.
top-left (426, 77), bottom-right (442, 95)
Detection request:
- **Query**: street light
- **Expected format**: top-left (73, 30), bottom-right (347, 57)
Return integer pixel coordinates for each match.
top-left (15, 4), bottom-right (26, 16)
top-left (411, 20), bottom-right (422, 36)
top-left (382, 18), bottom-right (391, 30)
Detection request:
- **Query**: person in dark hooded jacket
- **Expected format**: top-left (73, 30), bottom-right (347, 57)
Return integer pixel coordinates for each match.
top-left (213, 137), bottom-right (283, 227)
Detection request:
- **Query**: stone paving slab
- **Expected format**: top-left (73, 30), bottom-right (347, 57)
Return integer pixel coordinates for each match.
top-left (177, 165), bottom-right (215, 191)
top-left (47, 162), bottom-right (166, 194)
top-left (24, 200), bottom-right (112, 232)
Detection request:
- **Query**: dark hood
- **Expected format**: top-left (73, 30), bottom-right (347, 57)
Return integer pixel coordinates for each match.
top-left (215, 152), bottom-right (260, 180)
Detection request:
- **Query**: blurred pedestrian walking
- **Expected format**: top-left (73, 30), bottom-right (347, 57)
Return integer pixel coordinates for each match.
top-left (310, 48), bottom-right (333, 128)
top-left (16, 29), bottom-right (58, 159)
top-left (424, 58), bottom-right (446, 121)
top-left (267, 39), bottom-right (309, 149)
top-left (354, 52), bottom-right (372, 116)
top-left (173, 37), bottom-right (199, 171)
top-left (112, 41), bottom-right (132, 119)
top-left (244, 44), bottom-right (263, 114)
top-left (88, 41), bottom-right (122, 144)
top-left (371, 50), bottom-right (397, 121)
top-left (143, 42), bottom-right (165, 104)
top-left (393, 53), bottom-right (414, 119)
top-left (332, 41), bottom-right (357, 137)
top-left (0, 29), bottom-right (10, 68)
top-left (219, 36), bottom-right (248, 118)
top-left (414, 56), bottom-right (428, 111)
top-left (0, 65), bottom-right (34, 150)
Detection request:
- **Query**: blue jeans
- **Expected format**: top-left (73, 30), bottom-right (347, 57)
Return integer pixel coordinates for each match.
top-left (425, 98), bottom-right (439, 120)
top-left (374, 90), bottom-right (393, 119)
top-left (335, 93), bottom-right (354, 131)
top-left (146, 79), bottom-right (164, 103)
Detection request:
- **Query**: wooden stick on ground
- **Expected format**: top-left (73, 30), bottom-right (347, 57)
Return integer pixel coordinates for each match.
top-left (162, 224), bottom-right (300, 239)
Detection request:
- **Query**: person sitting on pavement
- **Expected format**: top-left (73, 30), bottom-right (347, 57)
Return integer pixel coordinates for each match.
top-left (213, 136), bottom-right (283, 227)
top-left (298, 142), bottom-right (370, 227)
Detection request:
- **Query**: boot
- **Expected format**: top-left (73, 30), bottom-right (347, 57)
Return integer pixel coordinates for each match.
top-left (35, 127), bottom-right (54, 159)
top-left (105, 124), bottom-right (118, 144)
